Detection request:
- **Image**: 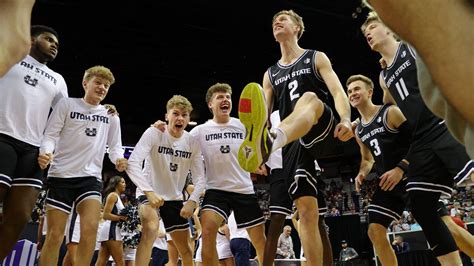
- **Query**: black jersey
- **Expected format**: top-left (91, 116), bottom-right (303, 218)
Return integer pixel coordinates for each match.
top-left (381, 42), bottom-right (444, 143)
top-left (356, 104), bottom-right (408, 176)
top-left (268, 49), bottom-right (328, 121)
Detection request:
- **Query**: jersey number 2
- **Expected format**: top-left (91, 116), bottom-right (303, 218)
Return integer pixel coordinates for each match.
top-left (288, 80), bottom-right (300, 101)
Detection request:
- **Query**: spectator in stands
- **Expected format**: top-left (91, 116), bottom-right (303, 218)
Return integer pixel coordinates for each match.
top-left (392, 235), bottom-right (410, 254)
top-left (466, 207), bottom-right (474, 223)
top-left (339, 240), bottom-right (358, 262)
top-left (276, 226), bottom-right (295, 259)
top-left (390, 220), bottom-right (403, 232)
top-left (407, 213), bottom-right (422, 231)
top-left (329, 207), bottom-right (341, 217)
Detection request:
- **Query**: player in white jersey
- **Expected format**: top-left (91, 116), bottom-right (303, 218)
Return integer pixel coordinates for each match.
top-left (96, 176), bottom-right (127, 266)
top-left (195, 223), bottom-right (234, 266)
top-left (62, 206), bottom-right (81, 266)
top-left (37, 66), bottom-right (127, 266)
top-left (228, 211), bottom-right (252, 266)
top-left (0, 0), bottom-right (35, 77)
top-left (127, 95), bottom-right (205, 266)
top-left (0, 25), bottom-right (68, 260)
top-left (189, 83), bottom-right (266, 266)
top-left (151, 218), bottom-right (169, 266)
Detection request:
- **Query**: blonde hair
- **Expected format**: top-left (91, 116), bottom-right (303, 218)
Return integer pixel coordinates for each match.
top-left (272, 10), bottom-right (305, 39)
top-left (83, 65), bottom-right (115, 86)
top-left (346, 74), bottom-right (374, 89)
top-left (167, 95), bottom-right (193, 113)
top-left (360, 11), bottom-right (381, 34)
top-left (205, 83), bottom-right (232, 104)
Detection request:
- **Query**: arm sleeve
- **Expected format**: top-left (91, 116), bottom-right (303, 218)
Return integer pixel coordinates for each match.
top-left (188, 138), bottom-right (206, 203)
top-left (126, 127), bottom-right (158, 192)
top-left (276, 235), bottom-right (284, 255)
top-left (51, 76), bottom-right (68, 108)
top-left (40, 98), bottom-right (69, 154)
top-left (107, 115), bottom-right (125, 164)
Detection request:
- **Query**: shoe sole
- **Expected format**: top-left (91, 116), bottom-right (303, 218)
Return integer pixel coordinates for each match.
top-left (238, 82), bottom-right (268, 172)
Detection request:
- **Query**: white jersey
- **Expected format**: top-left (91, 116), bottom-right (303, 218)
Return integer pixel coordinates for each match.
top-left (127, 127), bottom-right (205, 203)
top-left (266, 111), bottom-right (283, 170)
top-left (0, 55), bottom-right (68, 146)
top-left (190, 118), bottom-right (254, 194)
top-left (40, 98), bottom-right (124, 180)
top-left (153, 219), bottom-right (168, 250)
top-left (228, 212), bottom-right (250, 240)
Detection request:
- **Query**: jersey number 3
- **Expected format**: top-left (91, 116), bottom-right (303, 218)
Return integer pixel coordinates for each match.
top-left (369, 139), bottom-right (381, 156)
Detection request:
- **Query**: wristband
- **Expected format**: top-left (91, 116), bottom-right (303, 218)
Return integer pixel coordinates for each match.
top-left (397, 160), bottom-right (409, 173)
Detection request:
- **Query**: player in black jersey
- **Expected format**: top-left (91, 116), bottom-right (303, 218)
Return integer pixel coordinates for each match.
top-left (0, 0), bottom-right (35, 77)
top-left (238, 9), bottom-right (352, 266)
top-left (347, 74), bottom-right (410, 266)
top-left (362, 12), bottom-right (474, 265)
top-left (363, 0), bottom-right (474, 128)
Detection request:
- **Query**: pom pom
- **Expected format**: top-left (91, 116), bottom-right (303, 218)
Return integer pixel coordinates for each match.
top-left (118, 204), bottom-right (142, 248)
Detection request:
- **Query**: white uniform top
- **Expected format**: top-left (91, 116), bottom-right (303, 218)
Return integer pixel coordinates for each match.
top-left (126, 127), bottom-right (205, 203)
top-left (153, 219), bottom-right (168, 250)
top-left (0, 55), bottom-right (68, 146)
top-left (266, 111), bottom-right (283, 170)
top-left (228, 212), bottom-right (250, 240)
top-left (98, 194), bottom-right (125, 242)
top-left (190, 118), bottom-right (254, 194)
top-left (40, 98), bottom-right (124, 180)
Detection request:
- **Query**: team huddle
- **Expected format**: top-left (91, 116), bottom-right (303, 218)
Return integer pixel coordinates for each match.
top-left (0, 5), bottom-right (473, 266)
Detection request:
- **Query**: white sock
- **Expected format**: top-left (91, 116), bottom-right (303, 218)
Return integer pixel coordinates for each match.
top-left (270, 127), bottom-right (287, 153)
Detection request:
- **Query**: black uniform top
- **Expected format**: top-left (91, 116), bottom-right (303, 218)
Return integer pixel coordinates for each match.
top-left (267, 49), bottom-right (328, 121)
top-left (381, 42), bottom-right (445, 144)
top-left (356, 104), bottom-right (408, 176)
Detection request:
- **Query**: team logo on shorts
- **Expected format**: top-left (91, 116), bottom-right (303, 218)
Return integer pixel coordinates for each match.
top-left (220, 145), bottom-right (231, 154)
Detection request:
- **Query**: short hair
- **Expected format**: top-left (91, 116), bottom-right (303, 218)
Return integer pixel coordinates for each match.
top-left (83, 65), bottom-right (115, 86)
top-left (360, 11), bottom-right (381, 34)
top-left (346, 74), bottom-right (374, 89)
top-left (205, 83), bottom-right (232, 104)
top-left (167, 95), bottom-right (193, 113)
top-left (31, 25), bottom-right (59, 39)
top-left (273, 10), bottom-right (305, 39)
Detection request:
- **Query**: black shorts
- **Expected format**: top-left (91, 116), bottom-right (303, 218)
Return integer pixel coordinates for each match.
top-left (0, 133), bottom-right (43, 189)
top-left (282, 141), bottom-right (327, 214)
top-left (299, 104), bottom-right (340, 159)
top-left (267, 168), bottom-right (293, 216)
top-left (201, 189), bottom-right (265, 229)
top-left (137, 196), bottom-right (189, 233)
top-left (368, 178), bottom-right (408, 228)
top-left (406, 129), bottom-right (472, 197)
top-left (46, 176), bottom-right (102, 214)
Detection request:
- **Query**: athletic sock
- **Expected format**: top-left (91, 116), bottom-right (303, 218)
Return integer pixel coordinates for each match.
top-left (270, 127), bottom-right (287, 153)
